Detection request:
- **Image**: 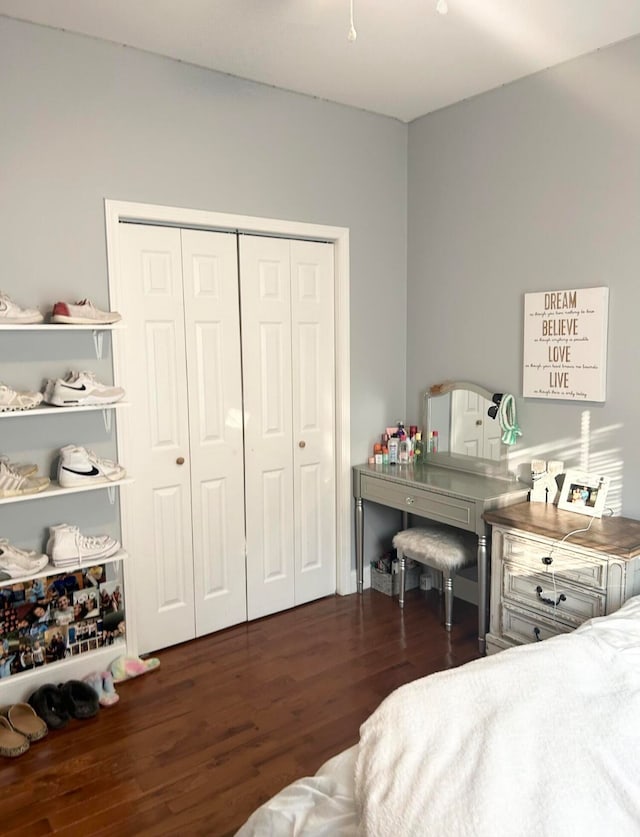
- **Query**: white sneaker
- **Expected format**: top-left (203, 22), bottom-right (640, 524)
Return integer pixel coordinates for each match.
top-left (0, 291), bottom-right (44, 324)
top-left (0, 456), bottom-right (38, 477)
top-left (51, 299), bottom-right (121, 325)
top-left (0, 461), bottom-right (50, 497)
top-left (48, 371), bottom-right (125, 407)
top-left (0, 539), bottom-right (49, 577)
top-left (47, 524), bottom-right (121, 565)
top-left (57, 445), bottom-right (126, 487)
top-left (0, 383), bottom-right (44, 412)
top-left (43, 370), bottom-right (76, 404)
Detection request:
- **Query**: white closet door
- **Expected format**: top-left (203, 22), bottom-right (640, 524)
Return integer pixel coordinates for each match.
top-left (290, 240), bottom-right (336, 603)
top-left (118, 223), bottom-right (195, 653)
top-left (181, 229), bottom-right (247, 636)
top-left (241, 235), bottom-right (336, 619)
top-left (240, 235), bottom-right (296, 619)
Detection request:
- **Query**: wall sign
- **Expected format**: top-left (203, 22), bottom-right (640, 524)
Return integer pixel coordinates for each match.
top-left (523, 286), bottom-right (609, 402)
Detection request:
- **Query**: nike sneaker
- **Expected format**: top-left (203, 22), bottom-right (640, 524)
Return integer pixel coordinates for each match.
top-left (47, 524), bottom-right (121, 566)
top-left (50, 299), bottom-right (121, 325)
top-left (0, 540), bottom-right (49, 577)
top-left (57, 445), bottom-right (126, 488)
top-left (43, 370), bottom-right (76, 404)
top-left (0, 383), bottom-right (44, 412)
top-left (0, 291), bottom-right (44, 324)
top-left (0, 461), bottom-right (49, 497)
top-left (47, 371), bottom-right (125, 407)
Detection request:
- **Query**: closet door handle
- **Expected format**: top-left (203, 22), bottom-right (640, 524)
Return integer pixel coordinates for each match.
top-left (299, 441), bottom-right (306, 448)
top-left (176, 457), bottom-right (185, 465)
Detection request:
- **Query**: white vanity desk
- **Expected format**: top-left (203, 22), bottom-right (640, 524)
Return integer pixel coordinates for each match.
top-left (354, 381), bottom-right (529, 654)
top-left (353, 461), bottom-right (528, 654)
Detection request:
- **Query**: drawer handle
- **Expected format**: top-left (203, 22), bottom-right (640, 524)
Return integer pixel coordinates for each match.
top-left (542, 555), bottom-right (553, 565)
top-left (535, 585), bottom-right (566, 607)
top-left (533, 627), bottom-right (542, 642)
top-left (405, 496), bottom-right (414, 506)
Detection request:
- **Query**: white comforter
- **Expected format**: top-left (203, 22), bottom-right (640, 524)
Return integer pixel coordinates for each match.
top-left (355, 596), bottom-right (640, 837)
top-left (236, 745), bottom-right (358, 837)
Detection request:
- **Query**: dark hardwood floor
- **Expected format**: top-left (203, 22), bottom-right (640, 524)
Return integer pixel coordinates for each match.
top-left (0, 588), bottom-right (479, 837)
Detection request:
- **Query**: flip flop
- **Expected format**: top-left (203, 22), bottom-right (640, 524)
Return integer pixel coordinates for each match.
top-left (0, 716), bottom-right (29, 758)
top-left (0, 703), bottom-right (48, 742)
top-left (109, 655), bottom-right (160, 683)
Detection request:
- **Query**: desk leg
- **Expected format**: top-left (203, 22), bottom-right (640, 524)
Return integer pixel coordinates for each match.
top-left (477, 533), bottom-right (488, 655)
top-left (355, 497), bottom-right (364, 594)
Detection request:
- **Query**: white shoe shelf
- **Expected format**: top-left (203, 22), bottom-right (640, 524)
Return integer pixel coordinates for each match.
top-left (0, 322), bottom-right (123, 359)
top-left (0, 478), bottom-right (133, 506)
top-left (0, 314), bottom-right (131, 700)
top-left (0, 549), bottom-right (128, 589)
top-left (0, 402), bottom-right (129, 432)
top-left (0, 402), bottom-right (129, 417)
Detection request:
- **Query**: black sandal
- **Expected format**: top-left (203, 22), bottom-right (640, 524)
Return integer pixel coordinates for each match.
top-left (60, 680), bottom-right (100, 719)
top-left (28, 684), bottom-right (71, 730)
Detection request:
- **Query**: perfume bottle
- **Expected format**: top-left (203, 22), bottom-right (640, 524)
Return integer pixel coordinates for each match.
top-left (413, 431), bottom-right (424, 465)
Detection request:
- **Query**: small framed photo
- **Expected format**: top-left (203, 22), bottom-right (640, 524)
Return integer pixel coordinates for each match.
top-left (557, 470), bottom-right (609, 517)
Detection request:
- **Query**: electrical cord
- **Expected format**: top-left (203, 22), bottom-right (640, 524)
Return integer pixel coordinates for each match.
top-left (543, 508), bottom-right (615, 622)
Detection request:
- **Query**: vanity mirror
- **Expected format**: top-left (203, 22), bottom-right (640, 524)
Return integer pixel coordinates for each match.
top-left (423, 381), bottom-right (516, 479)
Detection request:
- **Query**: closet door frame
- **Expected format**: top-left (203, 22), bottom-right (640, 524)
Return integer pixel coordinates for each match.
top-left (105, 199), bottom-right (352, 654)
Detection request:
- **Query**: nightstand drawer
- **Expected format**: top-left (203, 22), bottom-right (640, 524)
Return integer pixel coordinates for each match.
top-left (502, 532), bottom-right (607, 590)
top-left (501, 603), bottom-right (573, 645)
top-left (502, 564), bottom-right (605, 625)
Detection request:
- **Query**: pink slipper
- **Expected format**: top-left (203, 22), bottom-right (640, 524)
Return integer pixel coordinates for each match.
top-left (109, 655), bottom-right (160, 684)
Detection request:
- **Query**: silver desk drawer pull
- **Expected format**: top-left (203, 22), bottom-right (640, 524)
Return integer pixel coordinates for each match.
top-left (405, 496), bottom-right (414, 505)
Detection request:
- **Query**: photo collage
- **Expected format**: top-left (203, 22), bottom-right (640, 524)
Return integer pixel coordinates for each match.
top-left (0, 563), bottom-right (125, 680)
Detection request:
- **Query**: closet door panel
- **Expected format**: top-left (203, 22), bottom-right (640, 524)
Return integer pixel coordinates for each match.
top-left (153, 486), bottom-right (190, 609)
top-left (118, 224), bottom-right (196, 653)
top-left (291, 241), bottom-right (336, 603)
top-left (181, 229), bottom-right (247, 636)
top-left (240, 235), bottom-right (295, 619)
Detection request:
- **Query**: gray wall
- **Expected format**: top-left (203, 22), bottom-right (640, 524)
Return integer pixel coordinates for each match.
top-left (0, 17), bottom-right (407, 554)
top-left (407, 36), bottom-right (640, 518)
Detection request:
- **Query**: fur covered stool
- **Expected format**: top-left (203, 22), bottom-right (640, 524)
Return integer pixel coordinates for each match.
top-left (392, 524), bottom-right (477, 630)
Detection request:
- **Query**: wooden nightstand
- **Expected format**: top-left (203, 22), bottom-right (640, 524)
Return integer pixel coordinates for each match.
top-left (483, 502), bottom-right (640, 654)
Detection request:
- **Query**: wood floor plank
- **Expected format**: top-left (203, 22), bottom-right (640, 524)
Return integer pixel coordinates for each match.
top-left (0, 589), bottom-right (479, 835)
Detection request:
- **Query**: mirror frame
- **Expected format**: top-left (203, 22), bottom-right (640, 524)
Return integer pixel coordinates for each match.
top-left (422, 380), bottom-right (514, 480)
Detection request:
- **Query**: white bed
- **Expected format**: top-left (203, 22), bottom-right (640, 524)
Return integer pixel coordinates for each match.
top-left (236, 595), bottom-right (640, 837)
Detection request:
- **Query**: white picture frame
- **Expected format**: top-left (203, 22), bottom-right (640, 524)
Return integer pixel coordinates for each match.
top-left (557, 469), bottom-right (609, 518)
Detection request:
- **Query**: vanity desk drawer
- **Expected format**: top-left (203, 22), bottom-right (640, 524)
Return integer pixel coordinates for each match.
top-left (360, 474), bottom-right (475, 531)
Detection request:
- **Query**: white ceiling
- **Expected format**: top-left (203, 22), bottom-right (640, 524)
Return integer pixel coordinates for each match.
top-left (2, 0), bottom-right (640, 122)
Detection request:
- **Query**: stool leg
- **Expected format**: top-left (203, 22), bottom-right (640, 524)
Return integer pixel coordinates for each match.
top-left (398, 551), bottom-right (406, 608)
top-left (444, 571), bottom-right (455, 631)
